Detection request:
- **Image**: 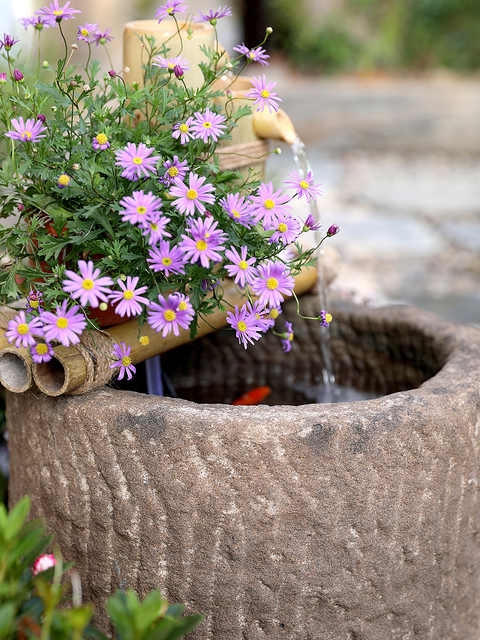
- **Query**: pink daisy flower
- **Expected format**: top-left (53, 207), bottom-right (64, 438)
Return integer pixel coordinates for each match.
top-left (226, 304), bottom-right (263, 349)
top-left (115, 142), bottom-right (160, 181)
top-left (246, 299), bottom-right (281, 332)
top-left (172, 117), bottom-right (194, 145)
top-left (62, 259), bottom-right (113, 308)
top-left (40, 300), bottom-right (87, 346)
top-left (5, 311), bottom-right (43, 348)
top-left (224, 246), bottom-right (256, 287)
top-left (36, 1), bottom-right (81, 23)
top-left (190, 108), bottom-right (226, 144)
top-left (76, 23), bottom-right (98, 43)
top-left (246, 75), bottom-right (281, 112)
top-left (233, 43), bottom-right (270, 66)
top-left (251, 261), bottom-right (294, 308)
top-left (283, 170), bottom-right (322, 201)
top-left (161, 155), bottom-right (189, 186)
top-left (170, 172), bottom-right (215, 216)
top-left (155, 0), bottom-right (187, 22)
top-left (152, 55), bottom-right (190, 73)
top-left (147, 292), bottom-right (194, 337)
top-left (198, 5), bottom-right (232, 23)
top-left (109, 276), bottom-right (149, 318)
top-left (32, 553), bottom-right (56, 575)
top-left (92, 132), bottom-right (110, 150)
top-left (5, 117), bottom-right (47, 143)
top-left (180, 217), bottom-right (227, 268)
top-left (119, 190), bottom-right (163, 226)
top-left (30, 341), bottom-right (54, 363)
top-left (147, 241), bottom-right (186, 276)
top-left (220, 192), bottom-right (254, 228)
top-left (265, 212), bottom-right (302, 245)
top-left (140, 212), bottom-right (172, 245)
top-left (249, 181), bottom-right (290, 226)
top-left (110, 342), bottom-right (136, 381)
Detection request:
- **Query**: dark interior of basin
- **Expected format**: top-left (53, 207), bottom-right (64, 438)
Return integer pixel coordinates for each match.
top-left (147, 297), bottom-right (450, 405)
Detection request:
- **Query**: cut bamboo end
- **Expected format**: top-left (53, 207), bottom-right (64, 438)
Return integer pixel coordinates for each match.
top-left (253, 108), bottom-right (297, 145)
top-left (32, 345), bottom-right (88, 397)
top-left (0, 347), bottom-right (33, 393)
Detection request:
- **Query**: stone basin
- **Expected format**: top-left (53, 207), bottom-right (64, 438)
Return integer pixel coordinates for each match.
top-left (7, 297), bottom-right (480, 639)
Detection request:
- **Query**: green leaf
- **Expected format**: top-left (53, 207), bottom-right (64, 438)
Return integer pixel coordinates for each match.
top-left (4, 496), bottom-right (30, 542)
top-left (0, 603), bottom-right (15, 638)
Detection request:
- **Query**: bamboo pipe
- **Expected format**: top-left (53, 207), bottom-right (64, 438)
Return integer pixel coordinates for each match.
top-left (31, 266), bottom-right (318, 397)
top-left (0, 346), bottom-right (33, 394)
top-left (252, 108), bottom-right (297, 145)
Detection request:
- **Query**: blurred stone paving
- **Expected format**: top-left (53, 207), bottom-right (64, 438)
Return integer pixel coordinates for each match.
top-left (266, 69), bottom-right (480, 325)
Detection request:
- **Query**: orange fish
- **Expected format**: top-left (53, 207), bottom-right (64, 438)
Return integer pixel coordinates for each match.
top-left (232, 386), bottom-right (271, 406)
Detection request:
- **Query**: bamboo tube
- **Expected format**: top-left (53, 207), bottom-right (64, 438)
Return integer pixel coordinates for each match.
top-left (32, 266), bottom-right (318, 397)
top-left (0, 346), bottom-right (33, 394)
top-left (253, 108), bottom-right (297, 145)
top-left (123, 19), bottom-right (215, 89)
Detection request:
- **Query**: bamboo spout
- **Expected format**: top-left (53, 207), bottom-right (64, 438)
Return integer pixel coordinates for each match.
top-left (252, 108), bottom-right (297, 145)
top-left (31, 266), bottom-right (318, 397)
top-left (0, 347), bottom-right (33, 393)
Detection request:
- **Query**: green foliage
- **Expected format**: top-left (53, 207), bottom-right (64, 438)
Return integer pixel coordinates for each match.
top-left (0, 497), bottom-right (202, 639)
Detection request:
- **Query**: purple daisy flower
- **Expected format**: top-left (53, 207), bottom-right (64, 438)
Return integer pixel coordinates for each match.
top-left (26, 290), bottom-right (43, 313)
top-left (62, 259), bottom-right (113, 308)
top-left (119, 190), bottom-right (163, 226)
top-left (147, 292), bottom-right (194, 337)
top-left (40, 300), bottom-right (86, 346)
top-left (251, 261), bottom-right (294, 309)
top-left (36, 1), bottom-right (81, 23)
top-left (5, 311), bottom-right (43, 348)
top-left (92, 132), bottom-right (110, 150)
top-left (190, 108), bottom-right (226, 144)
top-left (219, 192), bottom-right (254, 228)
top-left (327, 224), bottom-right (340, 237)
top-left (233, 43), bottom-right (269, 66)
top-left (266, 212), bottom-right (302, 245)
top-left (246, 75), bottom-right (281, 112)
top-left (224, 246), bottom-right (256, 287)
top-left (155, 0), bottom-right (188, 21)
top-left (20, 14), bottom-right (53, 30)
top-left (249, 181), bottom-right (290, 226)
top-left (152, 55), bottom-right (190, 73)
top-left (280, 321), bottom-right (294, 353)
top-left (30, 341), bottom-right (54, 363)
top-left (170, 172), bottom-right (215, 216)
top-left (5, 117), bottom-right (47, 143)
top-left (147, 241), bottom-right (186, 277)
top-left (0, 73), bottom-right (6, 83)
top-left (319, 310), bottom-right (333, 327)
top-left (0, 34), bottom-right (19, 51)
top-left (109, 276), bottom-right (149, 318)
top-left (197, 5), bottom-right (232, 23)
top-left (226, 304), bottom-right (263, 349)
top-left (303, 213), bottom-right (321, 232)
top-left (172, 117), bottom-right (194, 145)
top-left (140, 212), bottom-right (172, 245)
top-left (180, 217), bottom-right (227, 268)
top-left (110, 342), bottom-right (136, 381)
top-left (77, 23), bottom-right (98, 43)
top-left (161, 155), bottom-right (189, 186)
top-left (246, 299), bottom-right (281, 332)
top-left (115, 142), bottom-right (160, 181)
top-left (283, 170), bottom-right (322, 201)
top-left (94, 29), bottom-right (113, 46)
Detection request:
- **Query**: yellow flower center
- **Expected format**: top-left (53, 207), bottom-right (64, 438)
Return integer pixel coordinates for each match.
top-left (238, 260), bottom-right (248, 270)
top-left (121, 356), bottom-right (132, 366)
top-left (58, 174), bottom-right (70, 186)
top-left (269, 308), bottom-right (279, 319)
top-left (17, 323), bottom-right (29, 335)
top-left (264, 198), bottom-right (275, 210)
top-left (136, 206), bottom-right (147, 215)
top-left (82, 279), bottom-right (94, 290)
top-left (196, 239), bottom-right (207, 251)
top-left (186, 188), bottom-right (198, 200)
top-left (81, 28), bottom-right (89, 36)
top-left (35, 343), bottom-right (48, 355)
top-left (178, 301), bottom-right (188, 310)
top-left (325, 313), bottom-right (333, 324)
top-left (167, 6), bottom-right (173, 12)
top-left (164, 309), bottom-right (176, 321)
top-left (179, 123), bottom-right (189, 133)
top-left (168, 166), bottom-right (179, 177)
top-left (232, 209), bottom-right (241, 218)
top-left (96, 133), bottom-right (108, 144)
top-left (261, 89), bottom-right (270, 98)
top-left (139, 335), bottom-right (150, 345)
top-left (162, 257), bottom-right (172, 266)
top-left (248, 52), bottom-right (255, 59)
top-left (266, 277), bottom-right (279, 290)
top-left (53, 9), bottom-right (63, 15)
top-left (237, 321), bottom-right (247, 332)
top-left (23, 131), bottom-right (32, 140)
top-left (202, 121), bottom-right (212, 129)
top-left (299, 180), bottom-right (309, 189)
top-left (56, 317), bottom-right (68, 329)
top-left (123, 290), bottom-right (134, 300)
top-left (29, 300), bottom-right (39, 309)
top-left (132, 156), bottom-right (143, 165)
top-left (150, 223), bottom-right (158, 231)
top-left (288, 332), bottom-right (294, 341)
top-left (278, 222), bottom-right (288, 233)
top-left (168, 63), bottom-right (175, 70)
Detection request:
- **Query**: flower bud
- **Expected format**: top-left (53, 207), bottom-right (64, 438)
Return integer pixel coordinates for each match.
top-left (327, 224), bottom-right (339, 237)
top-left (0, 72), bottom-right (7, 84)
top-left (17, 203), bottom-right (25, 212)
top-left (33, 554), bottom-right (56, 575)
top-left (108, 69), bottom-right (116, 77)
top-left (273, 147), bottom-right (282, 155)
top-left (99, 302), bottom-right (108, 311)
top-left (266, 27), bottom-right (273, 35)
top-left (72, 163), bottom-right (80, 170)
top-left (71, 43), bottom-right (78, 50)
top-left (13, 69), bottom-right (24, 82)
top-left (42, 60), bottom-right (49, 68)
top-left (36, 113), bottom-right (46, 123)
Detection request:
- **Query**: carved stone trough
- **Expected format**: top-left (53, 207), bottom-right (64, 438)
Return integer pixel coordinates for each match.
top-left (7, 296), bottom-right (480, 639)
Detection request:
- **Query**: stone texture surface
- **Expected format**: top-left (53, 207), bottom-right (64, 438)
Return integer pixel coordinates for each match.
top-left (7, 300), bottom-right (480, 639)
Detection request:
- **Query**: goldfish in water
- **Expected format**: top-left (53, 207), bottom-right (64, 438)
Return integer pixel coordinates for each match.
top-left (232, 386), bottom-right (271, 406)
